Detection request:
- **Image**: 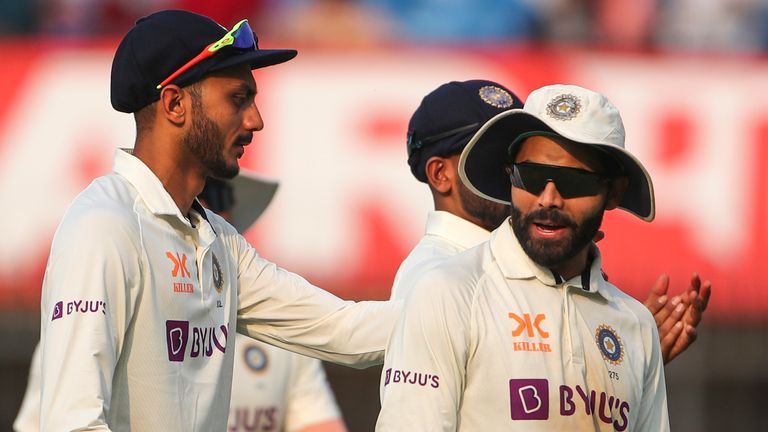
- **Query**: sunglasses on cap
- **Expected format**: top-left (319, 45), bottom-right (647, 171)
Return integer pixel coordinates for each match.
top-left (156, 19), bottom-right (256, 90)
top-left (509, 162), bottom-right (612, 198)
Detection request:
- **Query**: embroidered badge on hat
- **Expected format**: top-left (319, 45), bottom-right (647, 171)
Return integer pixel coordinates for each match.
top-left (546, 93), bottom-right (582, 120)
top-left (595, 324), bottom-right (624, 365)
top-left (479, 85), bottom-right (516, 108)
top-left (212, 253), bottom-right (224, 293)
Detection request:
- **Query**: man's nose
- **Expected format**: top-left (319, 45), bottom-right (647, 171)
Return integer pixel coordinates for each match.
top-left (537, 181), bottom-right (564, 209)
top-left (244, 102), bottom-right (264, 132)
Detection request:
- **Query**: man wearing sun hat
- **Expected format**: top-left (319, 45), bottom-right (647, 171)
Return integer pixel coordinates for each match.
top-left (38, 10), bottom-right (399, 431)
top-left (392, 81), bottom-right (709, 358)
top-left (377, 84), bottom-right (669, 431)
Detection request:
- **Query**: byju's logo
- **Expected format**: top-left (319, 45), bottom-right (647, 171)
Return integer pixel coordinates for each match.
top-left (166, 320), bottom-right (190, 362)
top-left (383, 368), bottom-right (440, 388)
top-left (165, 320), bottom-right (228, 362)
top-left (509, 379), bottom-right (549, 420)
top-left (50, 299), bottom-right (106, 321)
top-left (52, 301), bottom-right (63, 321)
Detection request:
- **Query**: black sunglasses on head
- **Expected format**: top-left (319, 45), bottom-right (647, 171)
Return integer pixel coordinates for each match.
top-left (509, 162), bottom-right (612, 198)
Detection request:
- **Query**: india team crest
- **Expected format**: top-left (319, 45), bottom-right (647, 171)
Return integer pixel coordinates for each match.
top-left (212, 253), bottom-right (223, 293)
top-left (546, 93), bottom-right (581, 120)
top-left (244, 345), bottom-right (268, 372)
top-left (478, 85), bottom-right (516, 108)
top-left (595, 324), bottom-right (624, 365)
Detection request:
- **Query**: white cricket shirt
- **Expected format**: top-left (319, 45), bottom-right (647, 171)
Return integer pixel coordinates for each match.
top-left (14, 343), bottom-right (41, 432)
top-left (39, 149), bottom-right (397, 432)
top-left (228, 334), bottom-right (342, 432)
top-left (377, 222), bottom-right (669, 431)
top-left (390, 211), bottom-right (490, 301)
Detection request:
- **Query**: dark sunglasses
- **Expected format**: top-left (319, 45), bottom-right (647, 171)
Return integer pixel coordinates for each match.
top-left (509, 162), bottom-right (611, 198)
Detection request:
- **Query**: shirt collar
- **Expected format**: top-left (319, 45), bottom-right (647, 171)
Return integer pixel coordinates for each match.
top-left (425, 210), bottom-right (491, 250)
top-left (490, 221), bottom-right (613, 301)
top-left (113, 148), bottom-right (210, 229)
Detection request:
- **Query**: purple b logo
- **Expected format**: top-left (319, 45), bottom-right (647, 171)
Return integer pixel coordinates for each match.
top-left (509, 379), bottom-right (549, 420)
top-left (51, 301), bottom-right (63, 321)
top-left (166, 320), bottom-right (190, 362)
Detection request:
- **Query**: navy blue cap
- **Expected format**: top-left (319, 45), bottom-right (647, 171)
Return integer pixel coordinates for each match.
top-left (111, 10), bottom-right (297, 113)
top-left (407, 80), bottom-right (523, 182)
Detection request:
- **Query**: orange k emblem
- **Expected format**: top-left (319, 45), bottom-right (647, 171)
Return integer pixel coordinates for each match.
top-left (166, 252), bottom-right (192, 278)
top-left (508, 313), bottom-right (549, 338)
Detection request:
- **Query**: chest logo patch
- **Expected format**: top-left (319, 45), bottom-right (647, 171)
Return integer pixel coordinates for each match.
top-left (212, 253), bottom-right (224, 293)
top-left (244, 344), bottom-right (268, 372)
top-left (595, 324), bottom-right (624, 365)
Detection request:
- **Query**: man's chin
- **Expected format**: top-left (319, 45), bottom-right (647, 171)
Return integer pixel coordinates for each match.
top-left (209, 164), bottom-right (240, 180)
top-left (523, 241), bottom-right (571, 267)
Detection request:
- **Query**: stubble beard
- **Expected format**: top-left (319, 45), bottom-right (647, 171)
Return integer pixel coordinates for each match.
top-left (182, 96), bottom-right (239, 179)
top-left (457, 179), bottom-right (510, 231)
top-left (509, 203), bottom-right (605, 268)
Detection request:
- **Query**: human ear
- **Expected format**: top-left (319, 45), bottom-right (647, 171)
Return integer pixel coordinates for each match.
top-left (605, 176), bottom-right (629, 210)
top-left (425, 156), bottom-right (455, 194)
top-left (158, 85), bottom-right (186, 125)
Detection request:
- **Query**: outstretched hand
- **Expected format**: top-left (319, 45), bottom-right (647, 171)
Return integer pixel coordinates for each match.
top-left (643, 273), bottom-right (712, 364)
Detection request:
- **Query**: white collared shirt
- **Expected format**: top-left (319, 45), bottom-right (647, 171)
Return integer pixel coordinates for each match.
top-left (39, 149), bottom-right (397, 432)
top-left (389, 211), bottom-right (490, 300)
top-left (377, 223), bottom-right (668, 431)
top-left (228, 334), bottom-right (342, 432)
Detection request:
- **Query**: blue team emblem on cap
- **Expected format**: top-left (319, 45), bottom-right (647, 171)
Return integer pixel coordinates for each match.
top-left (212, 253), bottom-right (223, 293)
top-left (478, 86), bottom-right (516, 108)
top-left (547, 94), bottom-right (581, 120)
top-left (595, 324), bottom-right (624, 365)
top-left (244, 344), bottom-right (269, 372)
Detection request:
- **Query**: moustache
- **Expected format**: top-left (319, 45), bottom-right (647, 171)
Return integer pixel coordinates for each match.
top-left (523, 208), bottom-right (577, 230)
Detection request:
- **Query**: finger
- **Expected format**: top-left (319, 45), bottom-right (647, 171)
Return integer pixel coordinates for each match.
top-left (653, 296), bottom-right (679, 327)
top-left (643, 274), bottom-right (670, 315)
top-left (689, 272), bottom-right (701, 293)
top-left (660, 321), bottom-right (684, 364)
top-left (658, 299), bottom-right (685, 342)
top-left (683, 292), bottom-right (702, 327)
top-left (667, 324), bottom-right (698, 364)
top-left (698, 279), bottom-right (712, 312)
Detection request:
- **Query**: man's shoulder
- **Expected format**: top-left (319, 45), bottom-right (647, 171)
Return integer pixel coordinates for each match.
top-left (406, 242), bottom-right (492, 304)
top-left (602, 281), bottom-right (656, 327)
top-left (57, 174), bottom-right (140, 236)
top-left (396, 236), bottom-right (462, 278)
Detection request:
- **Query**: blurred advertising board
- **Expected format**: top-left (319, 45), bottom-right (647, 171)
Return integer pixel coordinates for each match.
top-left (0, 41), bottom-right (764, 322)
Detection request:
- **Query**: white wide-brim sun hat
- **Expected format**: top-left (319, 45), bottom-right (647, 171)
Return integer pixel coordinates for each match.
top-left (458, 84), bottom-right (655, 222)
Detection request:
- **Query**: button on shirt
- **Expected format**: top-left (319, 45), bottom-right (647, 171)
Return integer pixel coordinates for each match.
top-left (39, 149), bottom-right (398, 432)
top-left (377, 223), bottom-right (668, 431)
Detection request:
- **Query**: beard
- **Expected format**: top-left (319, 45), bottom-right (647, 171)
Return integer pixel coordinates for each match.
top-left (509, 203), bottom-right (604, 268)
top-left (457, 179), bottom-right (510, 231)
top-left (182, 98), bottom-right (240, 179)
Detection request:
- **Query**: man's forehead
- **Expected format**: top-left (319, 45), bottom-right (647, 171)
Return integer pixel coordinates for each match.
top-left (515, 135), bottom-right (607, 171)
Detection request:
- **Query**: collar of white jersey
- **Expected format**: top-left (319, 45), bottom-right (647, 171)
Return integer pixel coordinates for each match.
top-left (490, 222), bottom-right (613, 301)
top-left (425, 210), bottom-right (492, 250)
top-left (113, 149), bottom-right (210, 224)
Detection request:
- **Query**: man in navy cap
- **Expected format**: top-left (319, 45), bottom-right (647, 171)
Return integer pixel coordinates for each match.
top-left (38, 10), bottom-right (398, 431)
top-left (391, 80), bottom-right (710, 363)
